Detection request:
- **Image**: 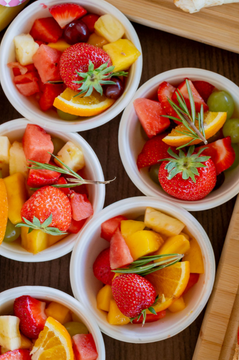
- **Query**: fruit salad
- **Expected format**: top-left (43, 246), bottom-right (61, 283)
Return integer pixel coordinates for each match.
top-left (0, 123), bottom-right (101, 254)
top-left (135, 79), bottom-right (239, 201)
top-left (93, 207), bottom-right (203, 325)
top-left (7, 2), bottom-right (141, 121)
top-left (0, 295), bottom-right (98, 360)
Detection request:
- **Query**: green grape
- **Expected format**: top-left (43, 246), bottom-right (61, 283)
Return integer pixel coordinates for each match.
top-left (225, 143), bottom-right (239, 172)
top-left (222, 118), bottom-right (239, 143)
top-left (207, 91), bottom-right (234, 119)
top-left (64, 321), bottom-right (88, 337)
top-left (3, 219), bottom-right (21, 242)
top-left (51, 136), bottom-right (65, 155)
top-left (57, 109), bottom-right (79, 121)
top-left (149, 164), bottom-right (160, 185)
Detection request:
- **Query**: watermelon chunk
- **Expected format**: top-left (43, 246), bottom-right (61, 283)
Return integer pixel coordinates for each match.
top-left (22, 124), bottom-right (54, 163)
top-left (39, 83), bottom-right (64, 111)
top-left (68, 218), bottom-right (86, 234)
top-left (101, 215), bottom-right (128, 242)
top-left (133, 98), bottom-right (170, 138)
top-left (72, 334), bottom-right (98, 360)
top-left (70, 192), bottom-right (93, 221)
top-left (32, 44), bottom-right (62, 83)
top-left (110, 229), bottom-right (133, 269)
top-left (172, 79), bottom-right (208, 112)
top-left (14, 72), bottom-right (39, 84)
top-left (16, 81), bottom-right (39, 97)
top-left (30, 17), bottom-right (63, 43)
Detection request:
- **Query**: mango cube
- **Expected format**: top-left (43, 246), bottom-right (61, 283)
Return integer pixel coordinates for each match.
top-left (168, 297), bottom-right (186, 313)
top-left (87, 33), bottom-right (108, 48)
top-left (4, 172), bottom-right (27, 224)
top-left (9, 141), bottom-right (28, 178)
top-left (155, 234), bottom-right (190, 261)
top-left (103, 39), bottom-right (141, 72)
top-left (48, 39), bottom-right (71, 52)
top-left (183, 238), bottom-right (204, 273)
top-left (125, 230), bottom-right (164, 260)
top-left (121, 220), bottom-right (145, 239)
top-left (97, 285), bottom-right (113, 312)
top-left (20, 334), bottom-right (32, 350)
top-left (107, 300), bottom-right (130, 325)
top-left (45, 302), bottom-right (72, 324)
top-left (55, 141), bottom-right (85, 172)
top-left (0, 136), bottom-right (11, 165)
top-left (47, 234), bottom-right (67, 247)
top-left (95, 14), bottom-right (124, 43)
top-left (21, 227), bottom-right (48, 254)
top-left (14, 34), bottom-right (39, 65)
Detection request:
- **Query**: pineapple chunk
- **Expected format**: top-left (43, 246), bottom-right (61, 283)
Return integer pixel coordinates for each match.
top-left (144, 207), bottom-right (185, 237)
top-left (94, 14), bottom-right (125, 43)
top-left (0, 316), bottom-right (21, 350)
top-left (0, 136), bottom-right (11, 165)
top-left (14, 34), bottom-right (39, 66)
top-left (103, 39), bottom-right (141, 72)
top-left (54, 141), bottom-right (85, 172)
top-left (9, 141), bottom-right (28, 178)
top-left (21, 227), bottom-right (48, 254)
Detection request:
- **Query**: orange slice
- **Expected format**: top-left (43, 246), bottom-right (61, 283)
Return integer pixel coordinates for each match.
top-left (162, 111), bottom-right (227, 147)
top-left (0, 179), bottom-right (8, 245)
top-left (31, 317), bottom-right (74, 360)
top-left (53, 88), bottom-right (115, 117)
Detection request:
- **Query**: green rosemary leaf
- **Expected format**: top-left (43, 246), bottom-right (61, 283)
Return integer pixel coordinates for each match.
top-left (186, 79), bottom-right (196, 124)
top-left (200, 104), bottom-right (205, 138)
top-left (176, 138), bottom-right (195, 150)
top-left (49, 153), bottom-right (81, 180)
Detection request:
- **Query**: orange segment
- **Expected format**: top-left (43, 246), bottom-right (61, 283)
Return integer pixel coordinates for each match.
top-left (31, 317), bottom-right (74, 360)
top-left (53, 88), bottom-right (115, 117)
top-left (162, 111), bottom-right (227, 147)
top-left (0, 179), bottom-right (8, 245)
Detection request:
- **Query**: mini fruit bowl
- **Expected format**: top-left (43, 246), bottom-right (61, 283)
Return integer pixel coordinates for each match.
top-left (119, 68), bottom-right (239, 211)
top-left (0, 118), bottom-right (105, 262)
top-left (0, 0), bottom-right (142, 132)
top-left (70, 197), bottom-right (215, 343)
top-left (0, 286), bottom-right (105, 360)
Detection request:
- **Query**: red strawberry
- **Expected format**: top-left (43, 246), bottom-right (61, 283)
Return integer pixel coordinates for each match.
top-left (137, 133), bottom-right (176, 169)
top-left (70, 192), bottom-right (93, 221)
top-left (93, 248), bottom-right (114, 285)
top-left (59, 43), bottom-right (112, 91)
top-left (49, 3), bottom-right (87, 29)
top-left (13, 295), bottom-right (47, 339)
top-left (132, 310), bottom-right (166, 324)
top-left (193, 80), bottom-right (215, 102)
top-left (30, 17), bottom-right (63, 43)
top-left (81, 13), bottom-right (100, 33)
top-left (56, 176), bottom-right (72, 196)
top-left (21, 186), bottom-right (72, 232)
top-left (0, 350), bottom-right (31, 360)
top-left (39, 83), bottom-right (65, 111)
top-left (112, 273), bottom-right (156, 318)
top-left (183, 273), bottom-right (199, 295)
top-left (27, 165), bottom-right (61, 187)
top-left (101, 215), bottom-right (128, 242)
top-left (68, 218), bottom-right (86, 234)
top-left (157, 81), bottom-right (179, 121)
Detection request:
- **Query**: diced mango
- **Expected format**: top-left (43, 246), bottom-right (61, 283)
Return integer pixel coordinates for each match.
top-left (103, 39), bottom-right (141, 72)
top-left (21, 227), bottom-right (48, 254)
top-left (155, 234), bottom-right (190, 262)
top-left (87, 33), bottom-right (108, 48)
top-left (168, 297), bottom-right (186, 313)
top-left (121, 220), bottom-right (145, 239)
top-left (45, 302), bottom-right (72, 324)
top-left (125, 230), bottom-right (164, 260)
top-left (183, 238), bottom-right (204, 273)
top-left (20, 334), bottom-right (32, 350)
top-left (48, 39), bottom-right (71, 52)
top-left (107, 300), bottom-right (130, 325)
top-left (146, 295), bottom-right (173, 314)
top-left (4, 173), bottom-right (27, 224)
top-left (97, 285), bottom-right (113, 312)
top-left (144, 207), bottom-right (185, 237)
top-left (0, 136), bottom-right (11, 164)
top-left (180, 232), bottom-right (190, 240)
top-left (9, 141), bottom-right (28, 178)
top-left (55, 141), bottom-right (85, 172)
top-left (47, 234), bottom-right (67, 247)
top-left (95, 14), bottom-right (124, 43)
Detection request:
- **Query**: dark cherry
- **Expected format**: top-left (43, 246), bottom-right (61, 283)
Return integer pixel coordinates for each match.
top-left (81, 13), bottom-right (100, 33)
top-left (63, 19), bottom-right (90, 45)
top-left (104, 77), bottom-right (124, 100)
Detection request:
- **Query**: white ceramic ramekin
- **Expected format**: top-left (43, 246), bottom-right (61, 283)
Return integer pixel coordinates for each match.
top-left (0, 0), bottom-right (142, 132)
top-left (119, 68), bottom-right (239, 211)
top-left (70, 196), bottom-right (215, 343)
top-left (0, 118), bottom-right (105, 262)
top-left (0, 286), bottom-right (105, 360)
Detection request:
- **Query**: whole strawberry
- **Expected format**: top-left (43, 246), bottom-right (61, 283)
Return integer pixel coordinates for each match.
top-left (93, 248), bottom-right (114, 285)
top-left (158, 146), bottom-right (217, 201)
top-left (111, 273), bottom-right (156, 319)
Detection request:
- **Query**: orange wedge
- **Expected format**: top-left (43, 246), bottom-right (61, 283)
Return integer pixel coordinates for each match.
top-left (31, 317), bottom-right (74, 360)
top-left (53, 88), bottom-right (115, 117)
top-left (0, 179), bottom-right (8, 245)
top-left (162, 111), bottom-right (227, 147)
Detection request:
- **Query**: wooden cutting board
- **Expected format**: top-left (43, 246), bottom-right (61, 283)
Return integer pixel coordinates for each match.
top-left (193, 195), bottom-right (239, 360)
top-left (107, 0), bottom-right (239, 54)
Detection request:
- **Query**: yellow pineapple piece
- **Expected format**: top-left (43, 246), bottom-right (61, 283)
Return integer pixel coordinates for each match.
top-left (48, 39), bottom-right (71, 52)
top-left (54, 141), bottom-right (85, 172)
top-left (14, 34), bottom-right (39, 65)
top-left (87, 33), bottom-right (108, 48)
top-left (103, 39), bottom-right (141, 72)
top-left (155, 234), bottom-right (190, 261)
top-left (183, 237), bottom-right (204, 273)
top-left (94, 14), bottom-right (124, 43)
top-left (47, 233), bottom-right (67, 247)
top-left (125, 230), bottom-right (164, 260)
top-left (97, 285), bottom-right (113, 312)
top-left (168, 296), bottom-right (186, 313)
top-left (21, 227), bottom-right (48, 254)
top-left (4, 173), bottom-right (27, 224)
top-left (20, 334), bottom-right (32, 350)
top-left (45, 302), bottom-right (72, 324)
top-left (0, 136), bottom-right (11, 164)
top-left (121, 219), bottom-right (145, 239)
top-left (9, 141), bottom-right (28, 178)
top-left (107, 300), bottom-right (130, 325)
top-left (144, 207), bottom-right (185, 237)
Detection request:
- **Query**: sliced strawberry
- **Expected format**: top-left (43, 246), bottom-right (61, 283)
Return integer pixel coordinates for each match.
top-left (70, 192), bottom-right (93, 221)
top-left (14, 72), bottom-right (39, 84)
top-left (39, 83), bottom-right (64, 111)
top-left (30, 17), bottom-right (63, 43)
top-left (183, 273), bottom-right (200, 295)
top-left (133, 98), bottom-right (170, 138)
top-left (27, 165), bottom-right (61, 187)
top-left (81, 13), bottom-right (100, 33)
top-left (132, 310), bottom-right (166, 324)
top-left (68, 218), bottom-right (86, 234)
top-left (72, 334), bottom-right (98, 360)
top-left (101, 215), bottom-right (128, 242)
top-left (93, 248), bottom-right (114, 285)
top-left (193, 80), bottom-right (215, 102)
top-left (13, 295), bottom-right (47, 339)
top-left (172, 79), bottom-right (208, 113)
top-left (57, 176), bottom-right (72, 196)
top-left (49, 3), bottom-right (87, 29)
top-left (198, 137), bottom-right (236, 175)
top-left (110, 229), bottom-right (133, 269)
top-left (137, 133), bottom-right (175, 170)
top-left (15, 81), bottom-right (40, 96)
top-left (157, 81), bottom-right (179, 120)
top-left (0, 350), bottom-right (31, 360)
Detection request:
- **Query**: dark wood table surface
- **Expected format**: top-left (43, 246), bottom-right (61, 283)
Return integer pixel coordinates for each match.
top-left (0, 10), bottom-right (238, 360)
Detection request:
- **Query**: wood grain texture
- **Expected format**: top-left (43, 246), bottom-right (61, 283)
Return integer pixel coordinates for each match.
top-left (0, 17), bottom-right (238, 360)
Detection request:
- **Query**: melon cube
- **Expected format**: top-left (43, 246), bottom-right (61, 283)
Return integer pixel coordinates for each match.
top-left (72, 334), bottom-right (98, 360)
top-left (0, 136), bottom-right (11, 165)
top-left (14, 34), bottom-right (39, 66)
top-left (54, 141), bottom-right (85, 172)
top-left (110, 228), bottom-right (133, 269)
top-left (21, 227), bottom-right (48, 254)
top-left (103, 39), bottom-right (141, 72)
top-left (32, 44), bottom-right (62, 83)
top-left (94, 14), bottom-right (124, 43)
top-left (9, 141), bottom-right (28, 178)
top-left (15, 81), bottom-right (40, 97)
top-left (101, 215), bottom-right (128, 242)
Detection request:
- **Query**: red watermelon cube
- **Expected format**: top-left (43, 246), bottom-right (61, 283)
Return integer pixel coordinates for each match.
top-left (39, 83), bottom-right (64, 111)
top-left (101, 215), bottom-right (128, 242)
top-left (68, 218), bottom-right (86, 234)
top-left (70, 192), bottom-right (93, 221)
top-left (110, 229), bottom-right (133, 269)
top-left (72, 334), bottom-right (98, 360)
top-left (15, 81), bottom-right (39, 97)
top-left (30, 17), bottom-right (63, 43)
